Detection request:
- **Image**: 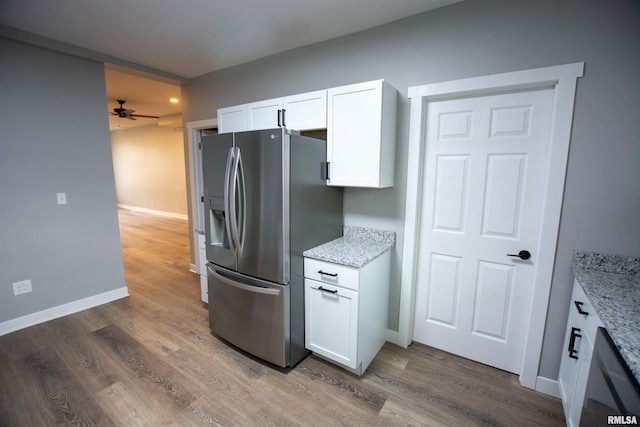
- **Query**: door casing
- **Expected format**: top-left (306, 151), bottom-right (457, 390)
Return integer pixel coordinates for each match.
top-left (398, 63), bottom-right (584, 391)
top-left (186, 117), bottom-right (218, 275)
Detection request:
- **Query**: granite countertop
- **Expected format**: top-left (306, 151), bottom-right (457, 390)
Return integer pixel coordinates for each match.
top-left (571, 250), bottom-right (640, 382)
top-left (303, 226), bottom-right (395, 268)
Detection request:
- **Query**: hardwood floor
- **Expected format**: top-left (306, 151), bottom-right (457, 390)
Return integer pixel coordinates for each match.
top-left (0, 208), bottom-right (565, 426)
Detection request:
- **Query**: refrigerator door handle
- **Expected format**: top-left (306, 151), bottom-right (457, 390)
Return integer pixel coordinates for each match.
top-left (236, 147), bottom-right (247, 255)
top-left (223, 147), bottom-right (236, 255)
top-left (229, 147), bottom-right (244, 256)
top-left (209, 266), bottom-right (281, 296)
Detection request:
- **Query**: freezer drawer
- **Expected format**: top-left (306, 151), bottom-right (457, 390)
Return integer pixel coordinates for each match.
top-left (208, 265), bottom-right (290, 367)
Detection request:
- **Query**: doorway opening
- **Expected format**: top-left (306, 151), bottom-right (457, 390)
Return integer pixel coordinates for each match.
top-left (105, 65), bottom-right (195, 299)
top-left (105, 65), bottom-right (186, 220)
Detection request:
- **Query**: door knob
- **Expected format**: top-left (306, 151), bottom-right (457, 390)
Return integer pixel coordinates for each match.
top-left (507, 250), bottom-right (531, 260)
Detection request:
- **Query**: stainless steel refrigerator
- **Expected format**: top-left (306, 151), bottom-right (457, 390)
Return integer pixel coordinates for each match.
top-left (202, 128), bottom-right (343, 368)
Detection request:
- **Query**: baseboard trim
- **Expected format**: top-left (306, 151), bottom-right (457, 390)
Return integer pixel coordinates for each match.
top-left (118, 204), bottom-right (188, 221)
top-left (0, 287), bottom-right (129, 336)
top-left (535, 376), bottom-right (560, 398)
top-left (386, 328), bottom-right (403, 347)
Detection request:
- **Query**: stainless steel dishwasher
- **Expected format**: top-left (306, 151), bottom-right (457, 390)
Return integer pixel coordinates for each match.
top-left (580, 327), bottom-right (640, 426)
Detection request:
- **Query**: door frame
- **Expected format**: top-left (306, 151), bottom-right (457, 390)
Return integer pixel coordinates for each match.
top-left (398, 63), bottom-right (584, 390)
top-left (186, 117), bottom-right (218, 275)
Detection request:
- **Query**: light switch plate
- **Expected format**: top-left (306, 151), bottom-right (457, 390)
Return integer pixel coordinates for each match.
top-left (57, 192), bottom-right (67, 205)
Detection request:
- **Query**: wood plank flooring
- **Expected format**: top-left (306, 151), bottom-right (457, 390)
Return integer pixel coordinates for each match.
top-left (0, 208), bottom-right (566, 426)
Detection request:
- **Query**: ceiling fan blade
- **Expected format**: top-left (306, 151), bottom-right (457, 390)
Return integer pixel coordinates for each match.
top-left (131, 114), bottom-right (160, 119)
top-left (110, 100), bottom-right (158, 121)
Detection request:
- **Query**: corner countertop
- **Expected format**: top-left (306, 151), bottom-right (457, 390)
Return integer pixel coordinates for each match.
top-left (572, 250), bottom-right (640, 383)
top-left (303, 226), bottom-right (395, 269)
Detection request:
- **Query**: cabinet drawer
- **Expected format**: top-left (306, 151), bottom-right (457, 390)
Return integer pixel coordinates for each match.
top-left (571, 279), bottom-right (603, 341)
top-left (304, 258), bottom-right (359, 291)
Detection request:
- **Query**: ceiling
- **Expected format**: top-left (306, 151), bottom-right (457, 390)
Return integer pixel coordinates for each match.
top-left (0, 0), bottom-right (462, 130)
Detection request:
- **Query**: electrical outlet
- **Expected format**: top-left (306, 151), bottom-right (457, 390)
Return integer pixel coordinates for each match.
top-left (57, 192), bottom-right (67, 205)
top-left (12, 279), bottom-right (32, 295)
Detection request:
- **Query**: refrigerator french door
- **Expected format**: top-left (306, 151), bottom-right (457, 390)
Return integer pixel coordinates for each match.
top-left (202, 128), bottom-right (342, 368)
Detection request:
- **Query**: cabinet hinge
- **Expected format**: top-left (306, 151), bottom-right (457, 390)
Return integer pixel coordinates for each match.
top-left (198, 142), bottom-right (202, 150)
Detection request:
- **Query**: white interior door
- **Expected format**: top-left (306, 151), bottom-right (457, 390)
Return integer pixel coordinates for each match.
top-left (412, 88), bottom-right (554, 374)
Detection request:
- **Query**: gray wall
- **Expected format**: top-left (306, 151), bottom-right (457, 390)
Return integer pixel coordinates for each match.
top-left (0, 38), bottom-right (126, 322)
top-left (182, 0), bottom-right (640, 380)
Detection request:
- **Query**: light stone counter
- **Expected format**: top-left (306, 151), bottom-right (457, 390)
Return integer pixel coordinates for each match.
top-left (572, 250), bottom-right (640, 383)
top-left (303, 226), bottom-right (395, 269)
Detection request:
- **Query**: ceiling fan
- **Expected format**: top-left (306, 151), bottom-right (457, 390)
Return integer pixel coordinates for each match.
top-left (110, 100), bottom-right (159, 120)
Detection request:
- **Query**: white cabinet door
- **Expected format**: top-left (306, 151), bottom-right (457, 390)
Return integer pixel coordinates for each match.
top-left (559, 306), bottom-right (582, 425)
top-left (558, 280), bottom-right (603, 427)
top-left (569, 332), bottom-right (593, 427)
top-left (217, 105), bottom-right (247, 133)
top-left (304, 278), bottom-right (358, 369)
top-left (283, 90), bottom-right (327, 130)
top-left (247, 98), bottom-right (281, 130)
top-left (248, 90), bottom-right (327, 131)
top-left (327, 80), bottom-right (396, 188)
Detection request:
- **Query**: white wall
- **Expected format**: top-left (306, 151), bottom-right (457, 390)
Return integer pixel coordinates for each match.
top-left (182, 0), bottom-right (640, 381)
top-left (111, 125), bottom-right (188, 217)
top-left (0, 38), bottom-right (126, 325)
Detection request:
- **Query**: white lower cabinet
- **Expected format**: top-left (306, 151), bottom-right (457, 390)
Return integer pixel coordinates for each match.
top-left (558, 279), bottom-right (602, 427)
top-left (305, 278), bottom-right (359, 368)
top-left (303, 251), bottom-right (390, 375)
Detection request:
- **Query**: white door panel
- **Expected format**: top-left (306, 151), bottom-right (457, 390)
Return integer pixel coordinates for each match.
top-left (413, 88), bottom-right (554, 374)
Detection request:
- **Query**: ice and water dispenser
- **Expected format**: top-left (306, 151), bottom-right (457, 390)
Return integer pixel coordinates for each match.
top-left (208, 195), bottom-right (229, 250)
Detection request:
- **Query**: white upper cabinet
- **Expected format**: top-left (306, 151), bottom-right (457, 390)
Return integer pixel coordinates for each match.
top-left (217, 104), bottom-right (248, 134)
top-left (282, 90), bottom-right (327, 130)
top-left (218, 90), bottom-right (327, 133)
top-left (326, 80), bottom-right (397, 188)
top-left (217, 80), bottom-right (398, 188)
top-left (247, 98), bottom-right (282, 130)
top-left (248, 90), bottom-right (327, 131)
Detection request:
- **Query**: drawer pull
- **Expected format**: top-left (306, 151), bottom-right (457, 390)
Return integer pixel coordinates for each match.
top-left (318, 270), bottom-right (338, 278)
top-left (574, 301), bottom-right (589, 316)
top-left (568, 327), bottom-right (581, 359)
top-left (318, 286), bottom-right (338, 294)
